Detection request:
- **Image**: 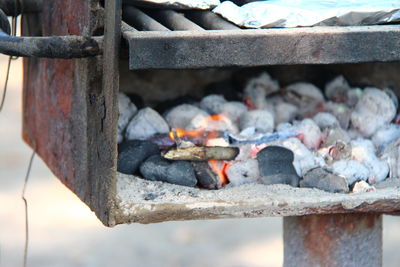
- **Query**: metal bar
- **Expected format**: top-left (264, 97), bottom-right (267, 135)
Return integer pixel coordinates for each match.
top-left (0, 30), bottom-right (103, 58)
top-left (147, 9), bottom-right (204, 31)
top-left (123, 25), bottom-right (400, 69)
top-left (0, 0), bottom-right (42, 15)
top-left (123, 5), bottom-right (169, 31)
top-left (185, 10), bottom-right (240, 30)
top-left (283, 214), bottom-right (382, 267)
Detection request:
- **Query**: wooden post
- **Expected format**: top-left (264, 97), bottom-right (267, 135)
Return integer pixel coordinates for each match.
top-left (283, 214), bottom-right (382, 267)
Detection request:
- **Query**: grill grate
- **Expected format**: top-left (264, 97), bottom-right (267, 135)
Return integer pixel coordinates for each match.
top-left (122, 5), bottom-right (400, 70)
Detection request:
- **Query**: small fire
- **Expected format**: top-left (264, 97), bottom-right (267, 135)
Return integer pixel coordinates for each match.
top-left (209, 160), bottom-right (231, 186)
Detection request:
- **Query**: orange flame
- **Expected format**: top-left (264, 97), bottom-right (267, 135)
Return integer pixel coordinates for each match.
top-left (209, 160), bottom-right (232, 186)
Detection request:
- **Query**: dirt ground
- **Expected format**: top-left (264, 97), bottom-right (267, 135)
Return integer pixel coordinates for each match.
top-left (0, 56), bottom-right (399, 267)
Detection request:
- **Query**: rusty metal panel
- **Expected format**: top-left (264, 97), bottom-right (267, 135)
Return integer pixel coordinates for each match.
top-left (125, 25), bottom-right (400, 69)
top-left (22, 0), bottom-right (119, 226)
top-left (283, 214), bottom-right (382, 267)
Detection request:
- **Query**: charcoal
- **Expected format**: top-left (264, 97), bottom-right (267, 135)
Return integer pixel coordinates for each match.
top-left (192, 162), bottom-right (221, 189)
top-left (225, 159), bottom-right (260, 186)
top-left (200, 94), bottom-right (227, 114)
top-left (117, 140), bottom-right (159, 174)
top-left (257, 146), bottom-right (299, 186)
top-left (331, 160), bottom-right (369, 185)
top-left (140, 155), bottom-right (197, 187)
top-left (283, 82), bottom-right (324, 108)
top-left (324, 75), bottom-right (350, 102)
top-left (125, 107), bottom-right (170, 140)
top-left (350, 88), bottom-right (396, 137)
top-left (352, 181), bottom-right (375, 193)
top-left (312, 112), bottom-right (339, 130)
top-left (243, 72), bottom-right (279, 109)
top-left (220, 101), bottom-right (248, 122)
top-left (239, 110), bottom-right (274, 133)
top-left (118, 93), bottom-right (137, 143)
top-left (164, 104), bottom-right (209, 129)
top-left (300, 168), bottom-right (349, 193)
top-left (155, 95), bottom-right (199, 114)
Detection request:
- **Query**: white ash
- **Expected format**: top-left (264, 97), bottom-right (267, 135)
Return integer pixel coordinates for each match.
top-left (125, 107), bottom-right (169, 140)
top-left (200, 94), bottom-right (227, 114)
top-left (239, 110), bottom-right (274, 133)
top-left (294, 119), bottom-right (322, 150)
top-left (280, 137), bottom-right (325, 177)
top-left (324, 75), bottom-right (351, 102)
top-left (283, 82), bottom-right (324, 109)
top-left (243, 72), bottom-right (279, 109)
top-left (331, 160), bottom-right (369, 185)
top-left (351, 139), bottom-right (389, 184)
top-left (220, 101), bottom-right (248, 122)
top-left (164, 104), bottom-right (209, 129)
top-left (323, 102), bottom-right (351, 130)
top-left (352, 180), bottom-right (376, 193)
top-left (350, 87), bottom-right (396, 137)
top-left (226, 159), bottom-right (260, 186)
top-left (188, 113), bottom-right (239, 133)
top-left (372, 124), bottom-right (400, 151)
top-left (347, 128), bottom-right (363, 140)
top-left (274, 102), bottom-right (299, 125)
top-left (313, 112), bottom-right (339, 130)
top-left (118, 93), bottom-right (137, 143)
top-left (346, 88), bottom-right (363, 107)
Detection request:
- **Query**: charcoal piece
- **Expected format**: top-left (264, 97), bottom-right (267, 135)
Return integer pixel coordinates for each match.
top-left (117, 140), bottom-right (159, 174)
top-left (257, 146), bottom-right (299, 186)
top-left (140, 155), bottom-right (197, 187)
top-left (300, 168), bottom-right (349, 193)
top-left (192, 162), bottom-right (220, 189)
top-left (155, 95), bottom-right (199, 114)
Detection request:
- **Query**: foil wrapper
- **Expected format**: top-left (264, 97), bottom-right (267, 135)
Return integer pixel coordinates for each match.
top-left (128, 0), bottom-right (221, 9)
top-left (213, 0), bottom-right (400, 28)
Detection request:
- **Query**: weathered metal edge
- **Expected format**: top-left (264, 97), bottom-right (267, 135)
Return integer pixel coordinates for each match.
top-left (112, 173), bottom-right (400, 225)
top-left (125, 25), bottom-right (400, 69)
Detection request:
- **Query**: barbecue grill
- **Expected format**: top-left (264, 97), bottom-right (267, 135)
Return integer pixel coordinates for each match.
top-left (2, 1), bottom-right (400, 266)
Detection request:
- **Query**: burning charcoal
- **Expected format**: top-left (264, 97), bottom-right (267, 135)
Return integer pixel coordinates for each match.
top-left (380, 140), bottom-right (400, 179)
top-left (318, 140), bottom-right (351, 165)
top-left (351, 139), bottom-right (389, 184)
top-left (192, 162), bottom-right (221, 189)
top-left (239, 110), bottom-right (274, 133)
top-left (312, 112), bottom-right (339, 130)
top-left (322, 127), bottom-right (351, 148)
top-left (281, 138), bottom-right (325, 177)
top-left (140, 155), bottom-right (197, 187)
top-left (350, 88), bottom-right (396, 137)
top-left (300, 168), bottom-right (349, 193)
top-left (352, 180), bottom-right (376, 193)
top-left (257, 146), bottom-right (299, 186)
top-left (117, 140), bottom-right (159, 174)
top-left (220, 101), bottom-right (248, 122)
top-left (125, 107), bottom-right (170, 140)
top-left (324, 75), bottom-right (351, 102)
top-left (163, 146), bottom-right (239, 161)
top-left (164, 104), bottom-right (209, 129)
top-left (346, 88), bottom-right (363, 107)
top-left (243, 72), bottom-right (279, 109)
top-left (226, 159), bottom-right (260, 186)
top-left (188, 113), bottom-right (239, 133)
top-left (295, 119), bottom-right (322, 150)
top-left (200, 94), bottom-right (227, 114)
top-left (118, 93), bottom-right (137, 143)
top-left (274, 102), bottom-right (298, 125)
top-left (371, 124), bottom-right (400, 151)
top-left (154, 95), bottom-right (198, 114)
top-left (283, 82), bottom-right (324, 110)
top-left (331, 160), bottom-right (369, 185)
top-left (323, 102), bottom-right (351, 130)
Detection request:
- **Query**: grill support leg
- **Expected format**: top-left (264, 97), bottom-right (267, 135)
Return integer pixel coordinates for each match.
top-left (283, 214), bottom-right (382, 267)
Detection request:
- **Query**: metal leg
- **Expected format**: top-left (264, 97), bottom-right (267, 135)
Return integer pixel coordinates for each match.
top-left (283, 214), bottom-right (382, 267)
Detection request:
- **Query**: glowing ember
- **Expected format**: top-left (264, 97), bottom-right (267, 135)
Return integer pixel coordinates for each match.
top-left (209, 160), bottom-right (231, 186)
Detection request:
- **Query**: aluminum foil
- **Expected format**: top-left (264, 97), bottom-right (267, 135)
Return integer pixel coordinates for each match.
top-left (129, 0), bottom-right (221, 9)
top-left (213, 0), bottom-right (400, 28)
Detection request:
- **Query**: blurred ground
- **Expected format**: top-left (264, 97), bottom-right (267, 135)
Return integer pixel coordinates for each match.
top-left (0, 56), bottom-right (399, 267)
